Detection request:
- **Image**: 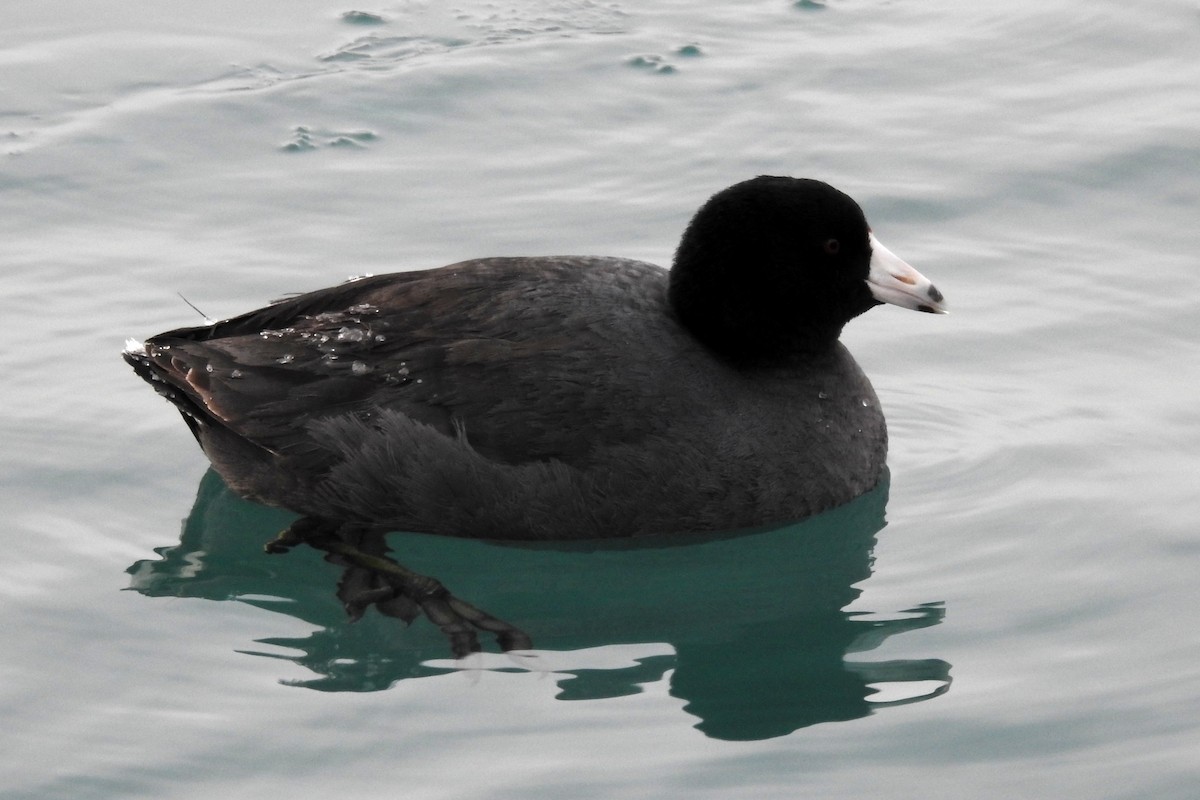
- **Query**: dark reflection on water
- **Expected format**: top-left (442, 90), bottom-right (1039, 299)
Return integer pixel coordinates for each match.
top-left (128, 469), bottom-right (950, 740)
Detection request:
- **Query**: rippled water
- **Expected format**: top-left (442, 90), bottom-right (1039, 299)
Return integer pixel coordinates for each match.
top-left (3, 1), bottom-right (1199, 798)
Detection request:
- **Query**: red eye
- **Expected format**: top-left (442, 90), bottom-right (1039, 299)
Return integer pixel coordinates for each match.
top-left (824, 238), bottom-right (840, 255)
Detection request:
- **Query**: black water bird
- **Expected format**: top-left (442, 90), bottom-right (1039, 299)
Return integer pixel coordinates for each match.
top-left (124, 176), bottom-right (945, 647)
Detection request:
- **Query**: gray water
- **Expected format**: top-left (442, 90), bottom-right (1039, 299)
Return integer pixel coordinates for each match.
top-left (2, 1), bottom-right (1198, 798)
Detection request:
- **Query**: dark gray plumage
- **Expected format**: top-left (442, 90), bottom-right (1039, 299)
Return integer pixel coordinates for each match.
top-left (125, 176), bottom-right (945, 540)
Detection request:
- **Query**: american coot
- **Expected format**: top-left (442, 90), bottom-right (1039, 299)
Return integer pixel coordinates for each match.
top-left (125, 176), bottom-right (945, 543)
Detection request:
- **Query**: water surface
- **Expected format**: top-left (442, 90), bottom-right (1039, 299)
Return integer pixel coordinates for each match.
top-left (2, 1), bottom-right (1199, 798)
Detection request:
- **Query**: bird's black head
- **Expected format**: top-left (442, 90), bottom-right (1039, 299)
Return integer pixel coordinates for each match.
top-left (669, 176), bottom-right (882, 363)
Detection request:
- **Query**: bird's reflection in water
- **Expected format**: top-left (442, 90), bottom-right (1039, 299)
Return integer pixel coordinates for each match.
top-left (128, 468), bottom-right (950, 740)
